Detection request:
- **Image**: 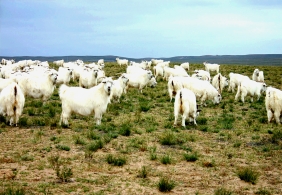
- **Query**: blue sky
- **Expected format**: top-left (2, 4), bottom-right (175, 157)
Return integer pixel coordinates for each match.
top-left (0, 0), bottom-right (282, 58)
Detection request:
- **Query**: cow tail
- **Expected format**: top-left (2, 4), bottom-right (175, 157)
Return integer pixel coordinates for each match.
top-left (180, 91), bottom-right (183, 114)
top-left (13, 85), bottom-right (17, 114)
top-left (218, 74), bottom-right (221, 93)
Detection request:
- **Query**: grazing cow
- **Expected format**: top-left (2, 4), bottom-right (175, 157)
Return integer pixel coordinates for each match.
top-left (174, 88), bottom-right (200, 127)
top-left (0, 82), bottom-right (25, 126)
top-left (265, 87), bottom-right (282, 124)
top-left (235, 80), bottom-right (267, 103)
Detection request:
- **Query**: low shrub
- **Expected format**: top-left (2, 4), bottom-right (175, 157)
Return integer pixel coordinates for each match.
top-left (157, 177), bottom-right (176, 192)
top-left (237, 167), bottom-right (259, 184)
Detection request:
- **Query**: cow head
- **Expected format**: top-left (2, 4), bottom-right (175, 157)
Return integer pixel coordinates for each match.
top-left (102, 77), bottom-right (114, 96)
top-left (213, 93), bottom-right (222, 104)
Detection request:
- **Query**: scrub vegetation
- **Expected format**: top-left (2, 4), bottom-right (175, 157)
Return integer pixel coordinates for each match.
top-left (0, 61), bottom-right (281, 194)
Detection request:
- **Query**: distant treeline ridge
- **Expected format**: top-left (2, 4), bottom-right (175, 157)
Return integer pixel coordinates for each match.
top-left (1, 54), bottom-right (282, 66)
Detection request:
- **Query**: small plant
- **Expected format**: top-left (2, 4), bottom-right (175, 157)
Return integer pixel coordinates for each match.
top-left (196, 117), bottom-right (208, 125)
top-left (56, 145), bottom-right (70, 151)
top-left (146, 126), bottom-right (156, 133)
top-left (237, 167), bottom-right (259, 184)
top-left (160, 154), bottom-right (172, 165)
top-left (159, 131), bottom-right (177, 145)
top-left (86, 140), bottom-right (104, 152)
top-left (48, 155), bottom-right (73, 182)
top-left (18, 117), bottom-right (28, 126)
top-left (27, 108), bottom-right (35, 116)
top-left (0, 186), bottom-right (26, 195)
top-left (221, 114), bottom-right (235, 129)
top-left (271, 129), bottom-right (282, 144)
top-left (199, 126), bottom-right (208, 132)
top-left (137, 166), bottom-right (149, 178)
top-left (157, 177), bottom-right (176, 192)
top-left (214, 187), bottom-right (233, 195)
top-left (48, 106), bottom-right (56, 117)
top-left (139, 102), bottom-right (151, 112)
top-left (106, 154), bottom-right (126, 166)
top-left (255, 188), bottom-right (271, 195)
top-left (73, 135), bottom-right (86, 145)
top-left (21, 154), bottom-right (34, 161)
top-left (202, 159), bottom-right (216, 168)
top-left (183, 152), bottom-right (198, 162)
top-left (233, 141), bottom-right (241, 148)
top-left (119, 123), bottom-right (131, 136)
top-left (86, 130), bottom-right (100, 140)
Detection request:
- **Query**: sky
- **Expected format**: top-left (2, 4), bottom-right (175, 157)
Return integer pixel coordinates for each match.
top-left (0, 0), bottom-right (282, 58)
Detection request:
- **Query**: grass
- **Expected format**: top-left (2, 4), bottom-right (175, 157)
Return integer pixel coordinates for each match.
top-left (137, 166), bottom-right (149, 178)
top-left (183, 152), bottom-right (199, 162)
top-left (160, 154), bottom-right (172, 164)
top-left (0, 61), bottom-right (281, 194)
top-left (237, 167), bottom-right (259, 184)
top-left (157, 177), bottom-right (176, 192)
top-left (214, 188), bottom-right (233, 195)
top-left (106, 154), bottom-right (126, 166)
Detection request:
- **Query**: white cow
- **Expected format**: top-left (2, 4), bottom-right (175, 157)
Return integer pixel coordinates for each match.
top-left (116, 58), bottom-right (128, 66)
top-left (124, 71), bottom-right (154, 93)
top-left (212, 73), bottom-right (229, 94)
top-left (16, 72), bottom-right (58, 103)
top-left (235, 80), bottom-right (267, 103)
top-left (0, 82), bottom-right (25, 126)
top-left (252, 68), bottom-right (264, 82)
top-left (194, 70), bottom-right (211, 82)
top-left (79, 68), bottom-right (99, 88)
top-left (174, 88), bottom-right (200, 127)
top-left (180, 62), bottom-right (189, 71)
top-left (59, 77), bottom-right (114, 126)
top-left (228, 72), bottom-right (250, 93)
top-left (151, 59), bottom-right (164, 65)
top-left (110, 74), bottom-right (129, 103)
top-left (265, 87), bottom-right (282, 124)
top-left (56, 67), bottom-right (73, 85)
top-left (53, 60), bottom-right (64, 66)
top-left (203, 62), bottom-right (220, 73)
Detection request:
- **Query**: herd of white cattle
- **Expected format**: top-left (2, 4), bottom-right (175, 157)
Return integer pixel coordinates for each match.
top-left (0, 57), bottom-right (281, 127)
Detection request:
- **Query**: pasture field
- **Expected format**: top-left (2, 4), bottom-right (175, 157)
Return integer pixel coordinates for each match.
top-left (0, 62), bottom-right (282, 195)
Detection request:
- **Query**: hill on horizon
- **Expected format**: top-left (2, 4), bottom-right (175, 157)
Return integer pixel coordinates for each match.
top-left (1, 54), bottom-right (282, 66)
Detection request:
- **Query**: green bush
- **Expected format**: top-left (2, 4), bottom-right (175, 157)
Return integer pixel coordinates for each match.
top-left (159, 131), bottom-right (177, 145)
top-left (160, 154), bottom-right (172, 165)
top-left (119, 123), bottom-right (131, 136)
top-left (157, 177), bottom-right (176, 192)
top-left (196, 117), bottom-right (208, 125)
top-left (56, 145), bottom-right (70, 151)
top-left (106, 154), bottom-right (126, 166)
top-left (73, 135), bottom-right (86, 145)
top-left (237, 167), bottom-right (259, 184)
top-left (48, 155), bottom-right (73, 182)
top-left (183, 152), bottom-right (198, 162)
top-left (271, 129), bottom-right (282, 144)
top-left (86, 140), bottom-right (104, 152)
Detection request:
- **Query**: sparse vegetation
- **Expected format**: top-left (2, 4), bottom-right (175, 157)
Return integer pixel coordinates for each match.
top-left (48, 155), bottom-right (73, 182)
top-left (106, 154), bottom-right (126, 166)
top-left (0, 61), bottom-right (281, 194)
top-left (214, 187), bottom-right (233, 195)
